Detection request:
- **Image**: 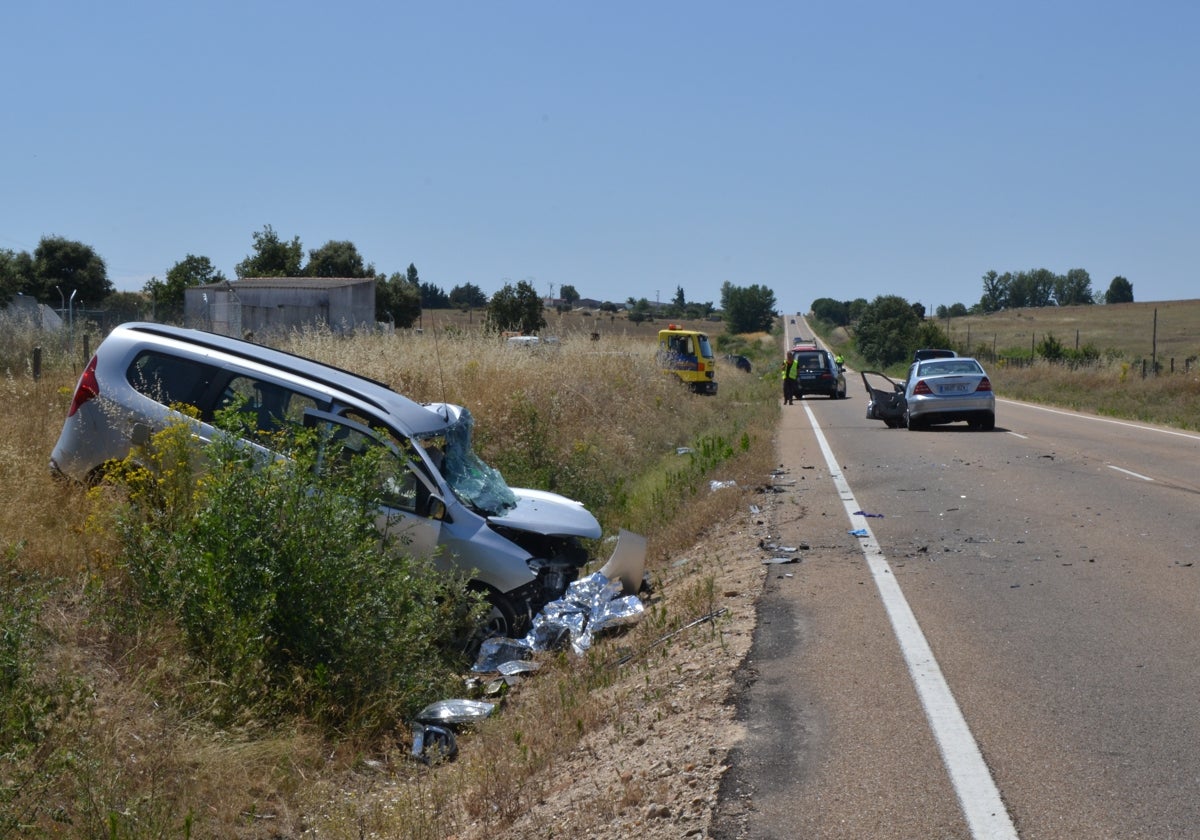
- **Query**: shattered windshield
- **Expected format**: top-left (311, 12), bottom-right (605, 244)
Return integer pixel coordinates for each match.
top-left (423, 407), bottom-right (518, 516)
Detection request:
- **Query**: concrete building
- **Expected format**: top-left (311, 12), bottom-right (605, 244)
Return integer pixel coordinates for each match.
top-left (184, 277), bottom-right (376, 337)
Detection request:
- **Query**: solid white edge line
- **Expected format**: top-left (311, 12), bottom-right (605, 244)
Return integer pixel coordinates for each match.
top-left (1107, 464), bottom-right (1154, 481)
top-left (998, 398), bottom-right (1200, 442)
top-left (802, 403), bottom-right (1019, 839)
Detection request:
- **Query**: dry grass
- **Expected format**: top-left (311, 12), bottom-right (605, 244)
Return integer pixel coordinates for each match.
top-left (990, 358), bottom-right (1200, 431)
top-left (945, 299), bottom-right (1200, 364)
top-left (0, 315), bottom-right (778, 838)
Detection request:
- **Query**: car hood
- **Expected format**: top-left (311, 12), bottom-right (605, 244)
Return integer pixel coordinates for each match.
top-left (487, 488), bottom-right (602, 539)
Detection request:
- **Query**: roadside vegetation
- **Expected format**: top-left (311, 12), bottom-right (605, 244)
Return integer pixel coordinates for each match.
top-left (0, 316), bottom-right (778, 838)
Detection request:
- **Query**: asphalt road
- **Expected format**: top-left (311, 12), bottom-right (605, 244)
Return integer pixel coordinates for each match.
top-left (713, 335), bottom-right (1200, 839)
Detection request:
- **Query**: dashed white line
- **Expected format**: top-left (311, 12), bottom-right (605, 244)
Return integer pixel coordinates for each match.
top-left (802, 402), bottom-right (1019, 840)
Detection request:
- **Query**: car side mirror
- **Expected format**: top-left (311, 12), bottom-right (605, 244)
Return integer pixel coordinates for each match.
top-left (426, 494), bottom-right (450, 523)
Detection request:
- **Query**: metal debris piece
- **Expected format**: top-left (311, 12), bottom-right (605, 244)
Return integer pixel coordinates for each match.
top-left (710, 479), bottom-right (737, 491)
top-left (852, 510), bottom-right (885, 518)
top-left (416, 698), bottom-right (496, 725)
top-left (411, 722), bottom-right (458, 764)
top-left (763, 556), bottom-right (798, 565)
top-left (498, 658), bottom-right (540, 675)
top-left (848, 528), bottom-right (869, 537)
top-left (471, 637), bottom-right (533, 673)
top-left (597, 529), bottom-right (647, 595)
top-left (616, 608), bottom-right (728, 666)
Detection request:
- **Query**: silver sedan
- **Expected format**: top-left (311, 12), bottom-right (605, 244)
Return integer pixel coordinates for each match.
top-left (903, 357), bottom-right (996, 430)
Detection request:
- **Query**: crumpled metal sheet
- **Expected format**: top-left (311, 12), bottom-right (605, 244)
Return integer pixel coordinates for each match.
top-left (470, 569), bottom-right (648, 672)
top-left (471, 637), bottom-right (533, 673)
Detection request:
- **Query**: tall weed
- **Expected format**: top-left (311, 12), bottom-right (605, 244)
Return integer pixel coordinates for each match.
top-left (103, 412), bottom-right (484, 735)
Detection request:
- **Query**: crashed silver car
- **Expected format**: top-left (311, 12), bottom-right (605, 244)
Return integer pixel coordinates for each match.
top-left (51, 322), bottom-right (640, 635)
top-left (863, 356), bottom-right (996, 431)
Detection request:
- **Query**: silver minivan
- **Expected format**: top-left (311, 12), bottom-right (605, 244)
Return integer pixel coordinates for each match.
top-left (51, 322), bottom-right (625, 635)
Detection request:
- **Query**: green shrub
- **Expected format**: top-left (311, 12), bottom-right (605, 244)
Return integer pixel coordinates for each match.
top-left (106, 413), bottom-right (484, 736)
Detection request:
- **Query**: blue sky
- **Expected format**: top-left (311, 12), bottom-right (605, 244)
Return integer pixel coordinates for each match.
top-left (3, 1), bottom-right (1196, 316)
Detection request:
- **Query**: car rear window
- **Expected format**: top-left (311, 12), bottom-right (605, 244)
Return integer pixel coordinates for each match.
top-left (128, 351), bottom-right (216, 409)
top-left (795, 352), bottom-right (825, 370)
top-left (919, 359), bottom-right (982, 376)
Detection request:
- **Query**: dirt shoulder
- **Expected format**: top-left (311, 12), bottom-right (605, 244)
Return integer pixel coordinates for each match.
top-left (464, 477), bottom-right (794, 839)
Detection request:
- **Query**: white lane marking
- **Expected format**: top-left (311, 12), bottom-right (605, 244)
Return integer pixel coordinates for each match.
top-left (1007, 431), bottom-right (1029, 439)
top-left (999, 398), bottom-right (1200, 442)
top-left (803, 402), bottom-right (1019, 839)
top-left (1108, 464), bottom-right (1154, 481)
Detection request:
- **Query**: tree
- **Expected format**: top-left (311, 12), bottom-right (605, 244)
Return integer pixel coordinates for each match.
top-left (980, 270), bottom-right (1008, 313)
top-left (487, 280), bottom-right (546, 334)
top-left (720, 282), bottom-right (777, 334)
top-left (1105, 276), bottom-right (1134, 304)
top-left (1005, 268), bottom-right (1055, 309)
top-left (304, 240), bottom-right (371, 278)
top-left (448, 282), bottom-right (488, 309)
top-left (235, 225), bottom-right (303, 278)
top-left (419, 282), bottom-right (450, 308)
top-left (31, 236), bottom-right (113, 305)
top-left (811, 297), bottom-right (850, 326)
top-left (626, 297), bottom-right (652, 324)
top-left (376, 272), bottom-right (421, 327)
top-left (1055, 268), bottom-right (1094, 306)
top-left (855, 295), bottom-right (920, 367)
top-left (911, 301), bottom-right (926, 320)
top-left (105, 291), bottom-right (152, 322)
top-left (144, 254), bottom-right (226, 322)
top-left (560, 284), bottom-right (581, 307)
top-left (0, 249), bottom-right (28, 306)
top-left (672, 286), bottom-right (686, 310)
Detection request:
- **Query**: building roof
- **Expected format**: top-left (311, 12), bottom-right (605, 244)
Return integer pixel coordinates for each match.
top-left (195, 277), bottom-right (374, 290)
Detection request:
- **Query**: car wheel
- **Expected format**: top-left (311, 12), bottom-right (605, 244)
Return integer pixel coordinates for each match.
top-left (905, 411), bottom-right (924, 431)
top-left (464, 584), bottom-right (521, 654)
top-left (981, 412), bottom-right (996, 431)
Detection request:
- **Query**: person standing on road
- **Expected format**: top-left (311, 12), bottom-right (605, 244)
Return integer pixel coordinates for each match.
top-left (781, 350), bottom-right (799, 404)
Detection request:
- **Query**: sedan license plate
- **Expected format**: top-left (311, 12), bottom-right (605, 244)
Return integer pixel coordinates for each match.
top-left (939, 383), bottom-right (969, 393)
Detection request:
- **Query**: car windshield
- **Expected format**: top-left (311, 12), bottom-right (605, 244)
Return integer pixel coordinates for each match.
top-left (423, 407), bottom-right (518, 516)
top-left (918, 359), bottom-right (983, 376)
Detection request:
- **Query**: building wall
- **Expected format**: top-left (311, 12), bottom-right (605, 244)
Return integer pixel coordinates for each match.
top-left (184, 279), bottom-right (376, 336)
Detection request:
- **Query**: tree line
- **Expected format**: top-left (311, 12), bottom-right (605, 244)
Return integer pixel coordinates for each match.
top-left (2, 225), bottom-right (779, 337)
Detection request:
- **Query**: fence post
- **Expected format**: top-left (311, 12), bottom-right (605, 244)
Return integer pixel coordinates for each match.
top-left (83, 333), bottom-right (91, 365)
top-left (33, 346), bottom-right (42, 381)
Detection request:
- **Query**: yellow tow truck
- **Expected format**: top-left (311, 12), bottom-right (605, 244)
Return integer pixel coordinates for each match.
top-left (657, 324), bottom-right (718, 395)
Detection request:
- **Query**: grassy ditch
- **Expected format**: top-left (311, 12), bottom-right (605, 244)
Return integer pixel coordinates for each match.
top-left (0, 320), bottom-right (777, 838)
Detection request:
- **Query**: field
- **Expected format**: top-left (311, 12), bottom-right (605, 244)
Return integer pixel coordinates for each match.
top-left (4, 299), bottom-right (1198, 838)
top-left (0, 313), bottom-right (779, 839)
top-left (945, 298), bottom-right (1200, 367)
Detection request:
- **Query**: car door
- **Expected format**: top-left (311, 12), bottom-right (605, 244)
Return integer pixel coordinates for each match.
top-left (303, 409), bottom-right (443, 559)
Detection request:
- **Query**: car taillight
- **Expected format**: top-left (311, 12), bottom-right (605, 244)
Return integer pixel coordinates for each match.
top-left (912, 380), bottom-right (932, 395)
top-left (976, 377), bottom-right (992, 392)
top-left (67, 356), bottom-right (100, 417)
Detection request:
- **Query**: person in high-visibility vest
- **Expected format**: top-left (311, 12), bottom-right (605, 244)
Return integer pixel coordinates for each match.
top-left (780, 350), bottom-right (799, 404)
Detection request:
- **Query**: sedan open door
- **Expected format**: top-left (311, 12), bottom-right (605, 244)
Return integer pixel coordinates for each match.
top-left (861, 371), bottom-right (906, 428)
